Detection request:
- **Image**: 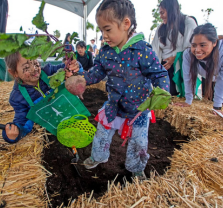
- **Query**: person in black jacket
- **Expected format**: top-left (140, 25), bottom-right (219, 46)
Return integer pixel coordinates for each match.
top-left (76, 41), bottom-right (94, 71)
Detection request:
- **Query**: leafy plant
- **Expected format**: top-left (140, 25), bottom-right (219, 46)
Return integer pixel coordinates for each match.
top-left (53, 30), bottom-right (61, 39)
top-left (32, 1), bottom-right (48, 32)
top-left (150, 0), bottom-right (162, 31)
top-left (86, 21), bottom-right (94, 31)
top-left (201, 8), bottom-right (214, 23)
top-left (0, 0), bottom-right (79, 97)
top-left (69, 32), bottom-right (79, 44)
top-left (96, 26), bottom-right (100, 33)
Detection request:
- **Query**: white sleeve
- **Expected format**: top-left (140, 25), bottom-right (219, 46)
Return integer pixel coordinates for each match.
top-left (182, 16), bottom-right (197, 50)
top-left (183, 49), bottom-right (194, 105)
top-left (172, 16), bottom-right (197, 57)
top-left (151, 26), bottom-right (162, 62)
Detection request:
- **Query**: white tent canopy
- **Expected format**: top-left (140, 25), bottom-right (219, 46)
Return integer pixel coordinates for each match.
top-left (35, 0), bottom-right (101, 41)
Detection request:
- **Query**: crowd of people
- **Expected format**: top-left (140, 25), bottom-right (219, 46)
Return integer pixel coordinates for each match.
top-left (2, 0), bottom-right (223, 180)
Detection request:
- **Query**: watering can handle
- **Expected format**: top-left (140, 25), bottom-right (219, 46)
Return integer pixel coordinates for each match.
top-left (71, 114), bottom-right (88, 122)
top-left (0, 124), bottom-right (6, 130)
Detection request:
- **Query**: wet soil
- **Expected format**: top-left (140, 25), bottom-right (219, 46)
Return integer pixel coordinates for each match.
top-left (42, 88), bottom-right (189, 207)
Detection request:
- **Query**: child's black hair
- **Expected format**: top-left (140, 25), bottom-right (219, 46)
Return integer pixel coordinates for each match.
top-left (76, 41), bottom-right (86, 49)
top-left (96, 0), bottom-right (137, 37)
top-left (5, 52), bottom-right (21, 76)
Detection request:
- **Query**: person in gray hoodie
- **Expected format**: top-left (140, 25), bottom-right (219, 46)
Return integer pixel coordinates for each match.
top-left (175, 23), bottom-right (223, 116)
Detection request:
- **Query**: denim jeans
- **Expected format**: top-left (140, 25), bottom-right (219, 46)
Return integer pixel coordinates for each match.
top-left (91, 113), bottom-right (150, 173)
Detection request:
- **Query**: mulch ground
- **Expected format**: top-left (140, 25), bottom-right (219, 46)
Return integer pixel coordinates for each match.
top-left (43, 88), bottom-right (188, 207)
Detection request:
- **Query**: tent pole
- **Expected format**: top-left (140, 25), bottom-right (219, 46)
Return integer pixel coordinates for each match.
top-left (0, 0), bottom-right (8, 33)
top-left (83, 4), bottom-right (87, 42)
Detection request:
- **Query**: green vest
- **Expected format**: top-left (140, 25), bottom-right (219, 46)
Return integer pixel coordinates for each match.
top-left (18, 71), bottom-right (90, 135)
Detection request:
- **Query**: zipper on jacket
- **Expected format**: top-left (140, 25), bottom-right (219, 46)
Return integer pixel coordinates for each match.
top-left (34, 81), bottom-right (46, 98)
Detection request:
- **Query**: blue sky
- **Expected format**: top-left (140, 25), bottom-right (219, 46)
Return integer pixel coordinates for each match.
top-left (6, 0), bottom-right (223, 46)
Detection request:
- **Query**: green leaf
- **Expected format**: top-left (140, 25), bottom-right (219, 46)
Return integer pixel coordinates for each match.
top-left (96, 26), bottom-right (100, 33)
top-left (20, 26), bottom-right (23, 31)
top-left (0, 33), bottom-right (29, 57)
top-left (73, 52), bottom-right (76, 60)
top-left (48, 69), bottom-right (65, 90)
top-left (0, 33), bottom-right (11, 40)
top-left (41, 40), bottom-right (63, 61)
top-left (137, 87), bottom-right (171, 111)
top-left (54, 88), bottom-right (58, 93)
top-left (69, 32), bottom-right (79, 44)
top-left (0, 50), bottom-right (15, 58)
top-left (86, 21), bottom-right (94, 31)
top-left (19, 36), bottom-right (51, 60)
top-left (0, 39), bottom-right (20, 52)
top-left (53, 30), bottom-right (60, 38)
top-left (16, 34), bottom-right (28, 46)
top-left (32, 1), bottom-right (48, 31)
top-left (55, 51), bottom-right (66, 60)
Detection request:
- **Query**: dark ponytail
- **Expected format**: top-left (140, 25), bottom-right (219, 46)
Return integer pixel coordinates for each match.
top-left (189, 23), bottom-right (219, 100)
top-left (63, 33), bottom-right (71, 45)
top-left (96, 0), bottom-right (137, 37)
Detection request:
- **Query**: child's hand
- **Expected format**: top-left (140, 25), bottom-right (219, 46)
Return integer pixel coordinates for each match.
top-left (5, 124), bottom-right (19, 140)
top-left (64, 60), bottom-right (80, 79)
top-left (65, 69), bottom-right (73, 79)
top-left (163, 56), bottom-right (176, 70)
top-left (174, 102), bottom-right (191, 107)
top-left (66, 59), bottom-right (79, 73)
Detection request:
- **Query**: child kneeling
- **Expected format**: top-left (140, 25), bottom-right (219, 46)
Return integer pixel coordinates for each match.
top-left (2, 52), bottom-right (82, 143)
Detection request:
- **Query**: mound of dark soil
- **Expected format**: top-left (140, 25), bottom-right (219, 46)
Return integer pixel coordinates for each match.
top-left (43, 88), bottom-right (188, 207)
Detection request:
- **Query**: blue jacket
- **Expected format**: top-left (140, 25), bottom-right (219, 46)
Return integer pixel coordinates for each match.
top-left (80, 34), bottom-right (170, 123)
top-left (2, 62), bottom-right (83, 143)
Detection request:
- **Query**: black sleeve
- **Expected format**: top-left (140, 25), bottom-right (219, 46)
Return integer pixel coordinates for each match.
top-left (88, 51), bottom-right (94, 68)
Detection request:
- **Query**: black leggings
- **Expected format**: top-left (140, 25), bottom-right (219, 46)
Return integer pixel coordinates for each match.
top-left (202, 77), bottom-right (215, 101)
top-left (162, 61), bottom-right (178, 96)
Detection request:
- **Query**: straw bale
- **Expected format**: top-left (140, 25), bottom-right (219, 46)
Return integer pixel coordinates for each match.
top-left (0, 127), bottom-right (49, 207)
top-left (169, 132), bottom-right (223, 195)
top-left (0, 81), bottom-right (49, 207)
top-left (68, 95), bottom-right (223, 208)
top-left (71, 170), bottom-right (223, 208)
top-left (0, 82), bottom-right (14, 113)
top-left (87, 81), bottom-right (107, 93)
top-left (1, 81), bottom-right (223, 207)
top-left (155, 97), bottom-right (223, 138)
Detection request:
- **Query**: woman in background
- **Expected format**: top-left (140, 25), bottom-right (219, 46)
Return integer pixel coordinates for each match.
top-left (175, 23), bottom-right (223, 116)
top-left (152, 0), bottom-right (197, 95)
top-left (63, 33), bottom-right (74, 51)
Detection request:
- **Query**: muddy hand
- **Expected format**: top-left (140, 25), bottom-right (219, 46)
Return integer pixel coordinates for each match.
top-left (68, 59), bottom-right (79, 73)
top-left (5, 124), bottom-right (19, 140)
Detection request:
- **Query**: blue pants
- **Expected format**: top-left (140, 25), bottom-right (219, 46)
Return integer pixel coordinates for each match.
top-left (91, 114), bottom-right (150, 173)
